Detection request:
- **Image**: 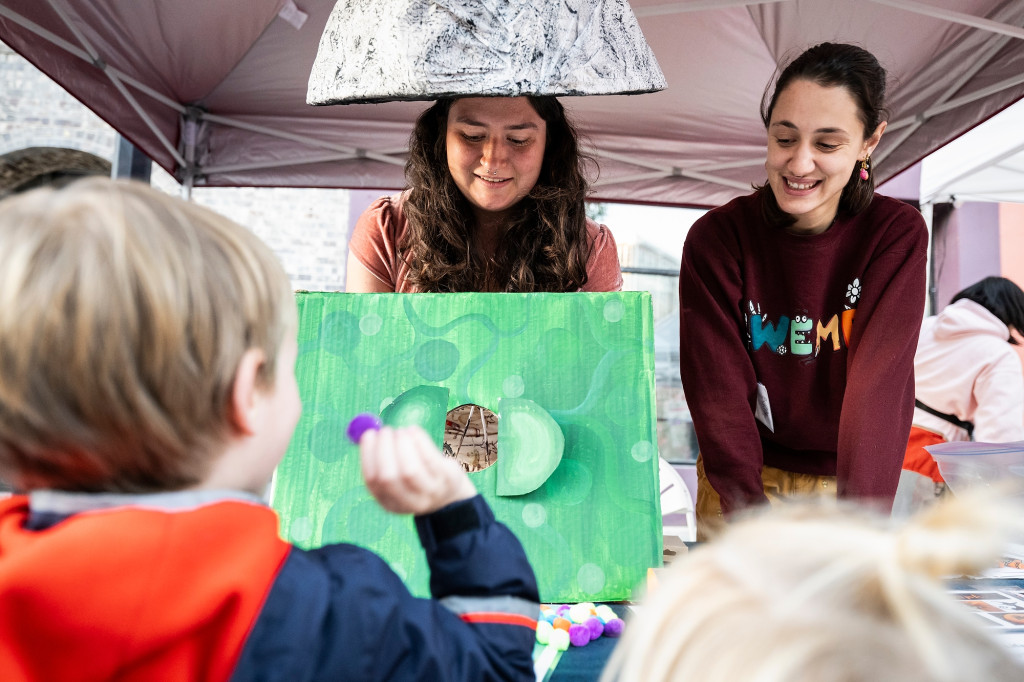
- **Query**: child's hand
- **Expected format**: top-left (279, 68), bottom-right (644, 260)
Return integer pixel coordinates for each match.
top-left (359, 426), bottom-right (477, 515)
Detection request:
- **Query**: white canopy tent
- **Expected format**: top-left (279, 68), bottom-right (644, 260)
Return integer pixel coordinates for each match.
top-left (920, 97), bottom-right (1024, 204)
top-left (2, 0), bottom-right (1024, 207)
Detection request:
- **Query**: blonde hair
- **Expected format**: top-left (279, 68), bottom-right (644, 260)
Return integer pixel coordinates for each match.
top-left (603, 494), bottom-right (1024, 682)
top-left (0, 178), bottom-right (294, 492)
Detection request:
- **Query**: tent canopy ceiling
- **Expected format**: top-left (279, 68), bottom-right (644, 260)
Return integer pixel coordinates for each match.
top-left (2, 0), bottom-right (1024, 208)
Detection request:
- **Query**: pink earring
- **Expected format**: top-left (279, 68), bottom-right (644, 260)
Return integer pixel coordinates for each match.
top-left (859, 157), bottom-right (870, 181)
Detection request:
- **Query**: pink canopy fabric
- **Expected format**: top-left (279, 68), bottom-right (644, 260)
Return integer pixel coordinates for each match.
top-left (2, 0), bottom-right (1024, 208)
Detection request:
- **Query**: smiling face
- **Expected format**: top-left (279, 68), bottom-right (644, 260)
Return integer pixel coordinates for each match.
top-left (445, 97), bottom-right (547, 225)
top-left (766, 79), bottom-right (885, 234)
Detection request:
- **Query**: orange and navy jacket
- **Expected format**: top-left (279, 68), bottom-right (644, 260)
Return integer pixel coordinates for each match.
top-left (0, 490), bottom-right (539, 681)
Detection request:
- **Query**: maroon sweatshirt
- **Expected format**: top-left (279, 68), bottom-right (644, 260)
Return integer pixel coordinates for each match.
top-left (678, 191), bottom-right (927, 514)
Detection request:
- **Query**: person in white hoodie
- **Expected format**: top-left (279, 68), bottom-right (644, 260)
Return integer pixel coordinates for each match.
top-left (901, 277), bottom-right (1024, 498)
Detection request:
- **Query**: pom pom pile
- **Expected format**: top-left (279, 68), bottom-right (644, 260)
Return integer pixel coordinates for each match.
top-left (537, 603), bottom-right (625, 649)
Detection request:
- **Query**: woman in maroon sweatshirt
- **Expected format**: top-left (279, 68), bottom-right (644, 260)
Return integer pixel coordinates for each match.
top-left (678, 42), bottom-right (928, 539)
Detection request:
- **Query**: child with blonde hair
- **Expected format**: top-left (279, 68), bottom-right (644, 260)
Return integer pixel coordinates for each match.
top-left (602, 494), bottom-right (1024, 682)
top-left (0, 178), bottom-right (539, 681)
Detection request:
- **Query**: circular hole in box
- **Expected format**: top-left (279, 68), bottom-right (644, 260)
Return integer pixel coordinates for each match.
top-left (443, 404), bottom-right (498, 473)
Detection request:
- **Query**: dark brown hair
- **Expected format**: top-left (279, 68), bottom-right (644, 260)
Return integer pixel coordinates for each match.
top-left (401, 96), bottom-right (594, 292)
top-left (952, 276), bottom-right (1024, 344)
top-left (757, 43), bottom-right (890, 228)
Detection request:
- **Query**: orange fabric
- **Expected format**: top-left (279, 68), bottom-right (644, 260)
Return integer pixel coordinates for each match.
top-left (0, 496), bottom-right (291, 682)
top-left (902, 426), bottom-right (948, 483)
top-left (459, 613), bottom-right (538, 628)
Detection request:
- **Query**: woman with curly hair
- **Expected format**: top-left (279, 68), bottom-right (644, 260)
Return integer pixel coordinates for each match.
top-left (345, 96), bottom-right (622, 293)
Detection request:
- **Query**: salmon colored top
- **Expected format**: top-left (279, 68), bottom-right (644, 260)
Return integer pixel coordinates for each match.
top-left (348, 192), bottom-right (623, 293)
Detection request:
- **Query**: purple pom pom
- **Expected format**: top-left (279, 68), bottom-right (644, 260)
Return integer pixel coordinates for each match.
top-left (569, 624), bottom-right (591, 646)
top-left (585, 616), bottom-right (604, 639)
top-left (603, 617), bottom-right (624, 637)
top-left (346, 413), bottom-right (382, 444)
top-left (556, 604), bottom-right (571, 616)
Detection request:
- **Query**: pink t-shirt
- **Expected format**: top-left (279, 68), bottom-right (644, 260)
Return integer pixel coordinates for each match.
top-left (348, 193), bottom-right (623, 293)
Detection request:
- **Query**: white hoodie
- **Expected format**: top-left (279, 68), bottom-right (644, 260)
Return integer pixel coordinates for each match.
top-left (913, 299), bottom-right (1024, 443)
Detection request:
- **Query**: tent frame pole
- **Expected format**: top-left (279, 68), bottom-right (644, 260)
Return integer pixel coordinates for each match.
top-left (45, 0), bottom-right (187, 168)
top-left (866, 0), bottom-right (1024, 41)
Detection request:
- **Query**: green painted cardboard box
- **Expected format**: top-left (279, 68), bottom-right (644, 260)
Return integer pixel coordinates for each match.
top-left (272, 292), bottom-right (661, 602)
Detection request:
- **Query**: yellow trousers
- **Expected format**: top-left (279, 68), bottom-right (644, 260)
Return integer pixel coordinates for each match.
top-left (695, 455), bottom-right (837, 542)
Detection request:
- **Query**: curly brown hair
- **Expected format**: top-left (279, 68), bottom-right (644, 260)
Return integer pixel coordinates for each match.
top-left (401, 96), bottom-right (595, 292)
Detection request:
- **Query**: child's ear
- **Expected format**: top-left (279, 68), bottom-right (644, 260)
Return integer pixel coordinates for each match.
top-left (229, 348), bottom-right (267, 436)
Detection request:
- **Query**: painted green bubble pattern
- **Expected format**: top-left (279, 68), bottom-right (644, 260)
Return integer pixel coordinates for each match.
top-left (414, 339), bottom-right (460, 381)
top-left (272, 292), bottom-right (660, 602)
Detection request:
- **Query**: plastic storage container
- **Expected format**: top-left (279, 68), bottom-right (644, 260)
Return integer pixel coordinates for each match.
top-left (928, 440), bottom-right (1024, 497)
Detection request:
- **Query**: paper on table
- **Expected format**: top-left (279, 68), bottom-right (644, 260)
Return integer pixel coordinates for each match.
top-left (983, 543), bottom-right (1024, 579)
